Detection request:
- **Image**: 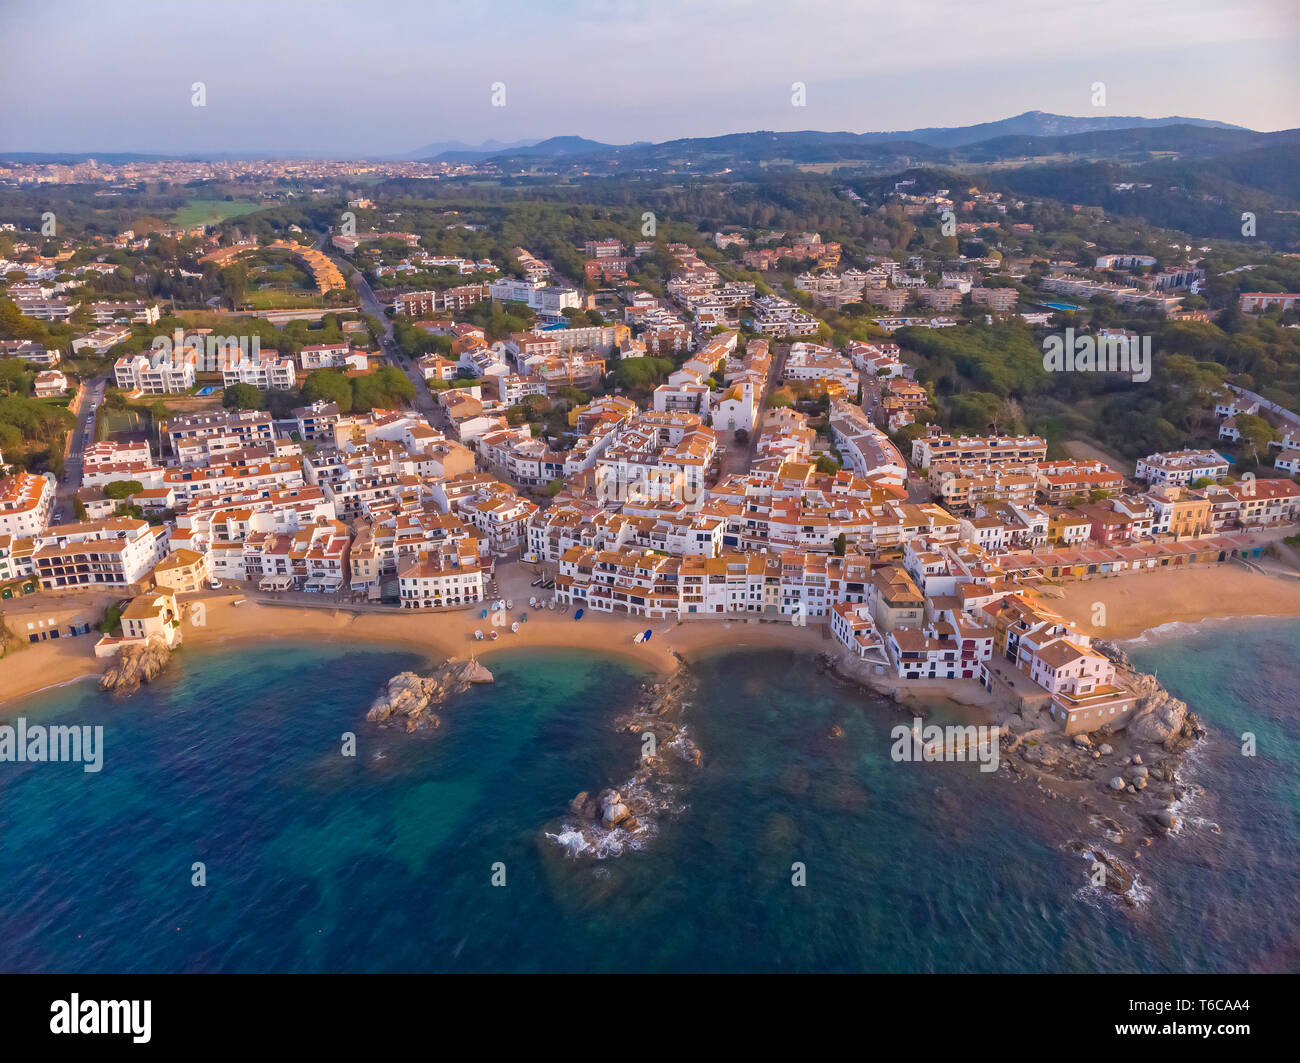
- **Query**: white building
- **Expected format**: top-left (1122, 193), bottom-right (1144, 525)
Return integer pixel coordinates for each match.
top-left (0, 471), bottom-right (54, 538)
top-left (1134, 449), bottom-right (1229, 487)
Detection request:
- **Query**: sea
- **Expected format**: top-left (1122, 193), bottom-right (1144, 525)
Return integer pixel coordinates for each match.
top-left (1, 620), bottom-right (1297, 973)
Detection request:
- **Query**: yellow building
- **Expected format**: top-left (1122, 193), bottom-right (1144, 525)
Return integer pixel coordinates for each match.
top-left (152, 548), bottom-right (209, 594)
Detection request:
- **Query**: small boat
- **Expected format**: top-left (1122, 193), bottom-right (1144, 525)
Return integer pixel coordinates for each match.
top-left (510, 621), bottom-right (519, 633)
top-left (506, 599), bottom-right (513, 610)
top-left (642, 628), bottom-right (653, 642)
top-left (474, 630), bottom-right (483, 640)
top-left (546, 600), bottom-right (555, 611)
top-left (633, 631), bottom-right (645, 643)
top-left (574, 608), bottom-right (584, 620)
top-left (490, 630), bottom-right (499, 641)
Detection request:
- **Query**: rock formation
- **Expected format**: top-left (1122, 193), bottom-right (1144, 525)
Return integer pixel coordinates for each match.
top-left (99, 638), bottom-right (173, 696)
top-left (366, 657), bottom-right (493, 732)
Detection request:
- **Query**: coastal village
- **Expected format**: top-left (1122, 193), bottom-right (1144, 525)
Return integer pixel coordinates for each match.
top-left (2, 188), bottom-right (1299, 747)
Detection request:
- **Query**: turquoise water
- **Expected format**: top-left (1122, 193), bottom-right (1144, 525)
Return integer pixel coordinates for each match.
top-left (1, 624), bottom-right (1297, 972)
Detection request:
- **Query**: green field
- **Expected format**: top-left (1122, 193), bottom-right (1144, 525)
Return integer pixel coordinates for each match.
top-left (97, 407), bottom-right (143, 439)
top-left (171, 199), bottom-right (265, 228)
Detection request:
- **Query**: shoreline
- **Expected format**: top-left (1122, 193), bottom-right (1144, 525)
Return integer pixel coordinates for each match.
top-left (4, 561), bottom-right (1297, 711)
top-left (0, 594), bottom-right (834, 711)
top-left (1044, 563), bottom-right (1300, 642)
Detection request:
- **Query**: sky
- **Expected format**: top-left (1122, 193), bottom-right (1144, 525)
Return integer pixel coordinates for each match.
top-left (1, 0), bottom-right (1297, 156)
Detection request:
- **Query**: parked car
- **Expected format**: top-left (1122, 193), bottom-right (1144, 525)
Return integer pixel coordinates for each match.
top-left (208, 579), bottom-right (222, 590)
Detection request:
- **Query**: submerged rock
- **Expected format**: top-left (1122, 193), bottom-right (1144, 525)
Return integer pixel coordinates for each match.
top-left (366, 657), bottom-right (493, 732)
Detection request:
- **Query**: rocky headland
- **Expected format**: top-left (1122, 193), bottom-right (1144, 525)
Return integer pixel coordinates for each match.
top-left (819, 640), bottom-right (1208, 906)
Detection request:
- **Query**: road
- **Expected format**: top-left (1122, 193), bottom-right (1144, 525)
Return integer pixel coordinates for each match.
top-left (741, 340), bottom-right (790, 470)
top-left (59, 375), bottom-right (107, 509)
top-left (319, 233), bottom-right (443, 426)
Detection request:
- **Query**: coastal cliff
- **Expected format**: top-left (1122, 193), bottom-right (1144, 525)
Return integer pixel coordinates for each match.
top-left (366, 657), bottom-right (493, 732)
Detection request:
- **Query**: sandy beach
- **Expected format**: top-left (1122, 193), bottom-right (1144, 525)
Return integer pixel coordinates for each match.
top-left (5, 558), bottom-right (1297, 712)
top-left (1047, 562), bottom-right (1300, 641)
top-left (0, 589), bottom-right (835, 711)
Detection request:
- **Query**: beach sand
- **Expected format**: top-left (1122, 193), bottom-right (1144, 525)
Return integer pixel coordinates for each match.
top-left (6, 560), bottom-right (1296, 712)
top-left (1046, 562), bottom-right (1300, 641)
top-left (0, 589), bottom-right (834, 710)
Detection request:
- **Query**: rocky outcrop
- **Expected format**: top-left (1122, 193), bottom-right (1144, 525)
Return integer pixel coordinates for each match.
top-left (547, 659), bottom-right (700, 859)
top-left (1116, 672), bottom-right (1190, 747)
top-left (99, 638), bottom-right (173, 696)
top-left (598, 790), bottom-right (637, 831)
top-left (1070, 842), bottom-right (1137, 899)
top-left (366, 657), bottom-right (493, 732)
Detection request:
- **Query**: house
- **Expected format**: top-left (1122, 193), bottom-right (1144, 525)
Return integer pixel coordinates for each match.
top-left (71, 326), bottom-right (133, 355)
top-left (830, 601), bottom-right (890, 672)
top-left (868, 565), bottom-right (925, 631)
top-left (32, 370), bottom-right (68, 397)
top-left (119, 589), bottom-right (181, 647)
top-left (1134, 449), bottom-right (1229, 487)
top-left (152, 548), bottom-right (209, 594)
top-left (0, 471), bottom-right (54, 538)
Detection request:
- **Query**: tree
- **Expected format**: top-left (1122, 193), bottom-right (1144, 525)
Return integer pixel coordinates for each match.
top-left (833, 533), bottom-right (847, 556)
top-left (223, 383), bottom-right (264, 410)
top-left (103, 479), bottom-right (143, 500)
top-left (99, 604), bottom-right (122, 635)
top-left (301, 369), bottom-right (353, 413)
top-left (1234, 413), bottom-right (1279, 458)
